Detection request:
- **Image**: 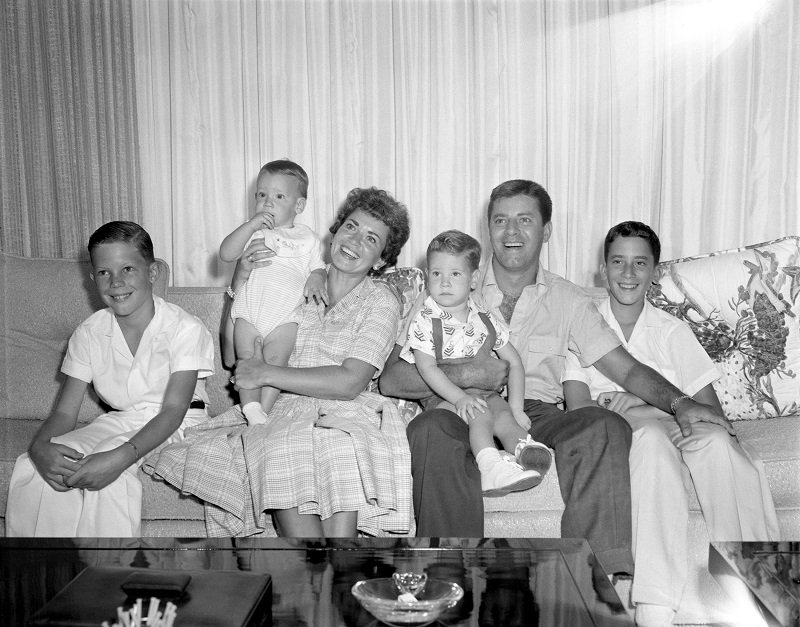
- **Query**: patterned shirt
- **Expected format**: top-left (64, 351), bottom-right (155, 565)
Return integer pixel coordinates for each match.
top-left (400, 296), bottom-right (509, 363)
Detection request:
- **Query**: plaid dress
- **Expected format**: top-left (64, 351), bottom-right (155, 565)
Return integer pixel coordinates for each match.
top-left (143, 277), bottom-right (413, 537)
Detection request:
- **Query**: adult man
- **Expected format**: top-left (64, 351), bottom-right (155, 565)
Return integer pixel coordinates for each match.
top-left (379, 179), bottom-right (733, 579)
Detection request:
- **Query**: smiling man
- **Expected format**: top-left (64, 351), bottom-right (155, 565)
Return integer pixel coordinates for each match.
top-left (380, 179), bottom-right (733, 580)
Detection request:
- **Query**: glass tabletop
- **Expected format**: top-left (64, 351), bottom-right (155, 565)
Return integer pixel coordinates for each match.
top-left (709, 541), bottom-right (800, 627)
top-left (0, 537), bottom-right (633, 627)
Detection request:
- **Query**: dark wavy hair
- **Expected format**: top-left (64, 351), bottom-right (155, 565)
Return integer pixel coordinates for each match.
top-left (604, 220), bottom-right (661, 264)
top-left (88, 221), bottom-right (155, 264)
top-left (487, 179), bottom-right (553, 225)
top-left (329, 187), bottom-right (410, 275)
top-left (427, 230), bottom-right (482, 271)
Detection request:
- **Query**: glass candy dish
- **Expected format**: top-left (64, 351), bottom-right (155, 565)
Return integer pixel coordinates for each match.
top-left (352, 573), bottom-right (463, 626)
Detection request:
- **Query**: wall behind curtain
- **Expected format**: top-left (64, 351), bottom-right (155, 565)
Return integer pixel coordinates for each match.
top-left (140, 1), bottom-right (798, 285)
top-left (1, 0), bottom-right (141, 258)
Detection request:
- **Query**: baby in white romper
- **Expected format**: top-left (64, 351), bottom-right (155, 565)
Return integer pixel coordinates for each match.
top-left (220, 160), bottom-right (326, 425)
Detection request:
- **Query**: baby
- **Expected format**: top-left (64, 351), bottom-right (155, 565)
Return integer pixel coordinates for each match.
top-left (220, 159), bottom-right (326, 425)
top-left (401, 230), bottom-right (552, 496)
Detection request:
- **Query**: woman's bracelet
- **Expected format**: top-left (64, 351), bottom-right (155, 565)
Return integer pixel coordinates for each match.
top-left (225, 286), bottom-right (237, 300)
top-left (124, 440), bottom-right (140, 461)
top-left (669, 394), bottom-right (692, 414)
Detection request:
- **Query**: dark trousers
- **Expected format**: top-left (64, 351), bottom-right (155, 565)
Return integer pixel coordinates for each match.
top-left (406, 400), bottom-right (634, 575)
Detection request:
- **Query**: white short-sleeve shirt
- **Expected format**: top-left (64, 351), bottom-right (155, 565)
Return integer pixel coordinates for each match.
top-left (561, 296), bottom-right (719, 397)
top-left (62, 295), bottom-right (215, 412)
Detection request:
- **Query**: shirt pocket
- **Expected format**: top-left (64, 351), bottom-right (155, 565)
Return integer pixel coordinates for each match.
top-left (525, 335), bottom-right (570, 380)
top-left (527, 335), bottom-right (568, 357)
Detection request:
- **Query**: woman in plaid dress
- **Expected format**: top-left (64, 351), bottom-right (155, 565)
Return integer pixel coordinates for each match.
top-left (145, 187), bottom-right (412, 537)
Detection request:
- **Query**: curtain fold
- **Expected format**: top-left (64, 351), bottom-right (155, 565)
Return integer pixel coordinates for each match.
top-left (1, 0), bottom-right (141, 258)
top-left (131, 0), bottom-right (798, 287)
top-left (3, 1), bottom-right (797, 285)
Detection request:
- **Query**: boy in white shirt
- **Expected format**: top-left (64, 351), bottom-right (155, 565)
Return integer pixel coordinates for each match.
top-left (7, 221), bottom-right (214, 536)
top-left (401, 230), bottom-right (552, 496)
top-left (562, 221), bottom-right (778, 627)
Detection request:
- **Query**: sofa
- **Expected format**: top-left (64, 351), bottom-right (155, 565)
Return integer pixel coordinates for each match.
top-left (2, 237), bottom-right (798, 625)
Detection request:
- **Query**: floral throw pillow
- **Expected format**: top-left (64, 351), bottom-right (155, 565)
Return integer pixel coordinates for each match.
top-left (376, 266), bottom-right (426, 322)
top-left (647, 236), bottom-right (800, 420)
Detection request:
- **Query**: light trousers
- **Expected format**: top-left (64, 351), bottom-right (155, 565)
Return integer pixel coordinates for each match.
top-left (628, 414), bottom-right (779, 609)
top-left (7, 409), bottom-right (205, 537)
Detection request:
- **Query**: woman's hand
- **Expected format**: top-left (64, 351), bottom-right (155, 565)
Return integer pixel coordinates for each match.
top-left (64, 447), bottom-right (134, 491)
top-left (455, 393), bottom-right (489, 422)
top-left (304, 269), bottom-right (329, 306)
top-left (235, 241), bottom-right (276, 284)
top-left (232, 336), bottom-right (270, 390)
top-left (29, 439), bottom-right (84, 492)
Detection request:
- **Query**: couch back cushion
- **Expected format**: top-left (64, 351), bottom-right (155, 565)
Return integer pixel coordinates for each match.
top-left (0, 253), bottom-right (168, 422)
top-left (166, 288), bottom-right (234, 414)
top-left (647, 236), bottom-right (800, 420)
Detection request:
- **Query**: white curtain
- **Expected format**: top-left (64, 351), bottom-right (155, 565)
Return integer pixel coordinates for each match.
top-left (132, 0), bottom-right (800, 287)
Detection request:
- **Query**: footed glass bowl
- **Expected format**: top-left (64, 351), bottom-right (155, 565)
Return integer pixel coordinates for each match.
top-left (351, 577), bottom-right (463, 626)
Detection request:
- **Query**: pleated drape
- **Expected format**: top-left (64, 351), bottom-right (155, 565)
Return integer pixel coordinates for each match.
top-left (1, 0), bottom-right (141, 258)
top-left (3, 1), bottom-right (798, 286)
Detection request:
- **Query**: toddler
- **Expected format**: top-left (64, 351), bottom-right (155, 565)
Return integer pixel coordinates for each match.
top-left (220, 160), bottom-right (326, 425)
top-left (401, 230), bottom-right (552, 496)
top-left (6, 221), bottom-right (214, 536)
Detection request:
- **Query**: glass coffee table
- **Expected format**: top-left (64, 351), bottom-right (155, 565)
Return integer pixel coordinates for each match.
top-left (0, 537), bottom-right (633, 626)
top-left (709, 541), bottom-right (800, 627)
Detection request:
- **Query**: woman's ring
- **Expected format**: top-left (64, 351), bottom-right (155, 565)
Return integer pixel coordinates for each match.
top-left (247, 254), bottom-right (254, 262)
top-left (230, 376), bottom-right (236, 384)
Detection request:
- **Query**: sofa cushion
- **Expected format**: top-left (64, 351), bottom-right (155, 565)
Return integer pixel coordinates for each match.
top-left (647, 236), bottom-right (800, 420)
top-left (166, 288), bottom-right (234, 415)
top-left (0, 253), bottom-right (168, 422)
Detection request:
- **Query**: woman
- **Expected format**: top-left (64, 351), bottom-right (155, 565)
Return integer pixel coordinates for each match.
top-left (145, 187), bottom-right (412, 537)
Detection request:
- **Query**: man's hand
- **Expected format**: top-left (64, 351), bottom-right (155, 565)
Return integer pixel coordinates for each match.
top-left (29, 439), bottom-right (83, 492)
top-left (440, 352), bottom-right (509, 393)
top-left (454, 393), bottom-right (488, 423)
top-left (596, 391), bottom-right (646, 415)
top-left (673, 397), bottom-right (735, 437)
top-left (65, 447), bottom-right (132, 491)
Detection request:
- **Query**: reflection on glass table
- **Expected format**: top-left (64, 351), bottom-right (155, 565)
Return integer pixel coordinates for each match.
top-left (709, 541), bottom-right (799, 627)
top-left (0, 537), bottom-right (634, 627)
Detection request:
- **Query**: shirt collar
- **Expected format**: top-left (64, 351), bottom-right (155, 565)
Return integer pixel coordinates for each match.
top-left (103, 294), bottom-right (161, 337)
top-left (599, 295), bottom-right (659, 343)
top-left (426, 295), bottom-right (481, 322)
top-left (479, 255), bottom-right (549, 292)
